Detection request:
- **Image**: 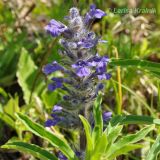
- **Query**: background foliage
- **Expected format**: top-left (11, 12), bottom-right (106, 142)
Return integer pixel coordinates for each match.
top-left (0, 0), bottom-right (160, 159)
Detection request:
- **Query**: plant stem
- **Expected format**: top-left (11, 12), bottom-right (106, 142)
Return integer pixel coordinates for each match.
top-left (113, 46), bottom-right (122, 114)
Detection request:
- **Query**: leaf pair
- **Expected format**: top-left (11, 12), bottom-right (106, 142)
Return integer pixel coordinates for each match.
top-left (106, 124), bottom-right (154, 159)
top-left (1, 113), bottom-right (78, 160)
top-left (2, 140), bottom-right (58, 160)
top-left (79, 94), bottom-right (158, 160)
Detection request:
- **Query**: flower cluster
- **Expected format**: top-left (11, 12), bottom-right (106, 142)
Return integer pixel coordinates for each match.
top-left (43, 5), bottom-right (111, 130)
top-left (84, 4), bottom-right (107, 24)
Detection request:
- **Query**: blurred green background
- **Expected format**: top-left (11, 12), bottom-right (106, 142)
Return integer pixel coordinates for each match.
top-left (0, 0), bottom-right (160, 159)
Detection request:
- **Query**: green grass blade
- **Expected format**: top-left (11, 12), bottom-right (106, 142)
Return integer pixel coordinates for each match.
top-left (150, 71), bottom-right (160, 79)
top-left (110, 59), bottom-right (160, 73)
top-left (92, 94), bottom-right (103, 146)
top-left (91, 133), bottom-right (108, 160)
top-left (93, 94), bottom-right (103, 133)
top-left (79, 115), bottom-right (93, 160)
top-left (107, 144), bottom-right (143, 160)
top-left (112, 79), bottom-right (155, 116)
top-left (2, 141), bottom-right (58, 160)
top-left (16, 113), bottom-right (77, 160)
top-left (110, 115), bottom-right (160, 126)
top-left (146, 136), bottom-right (160, 160)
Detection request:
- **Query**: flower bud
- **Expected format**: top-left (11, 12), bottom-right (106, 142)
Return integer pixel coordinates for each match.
top-left (70, 16), bottom-right (83, 31)
top-left (68, 42), bottom-right (77, 49)
top-left (59, 39), bottom-right (67, 48)
top-left (88, 32), bottom-right (96, 39)
top-left (69, 7), bottom-right (79, 19)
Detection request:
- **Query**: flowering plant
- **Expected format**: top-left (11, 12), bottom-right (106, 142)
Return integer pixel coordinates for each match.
top-left (43, 4), bottom-right (111, 130)
top-left (1, 4), bottom-right (160, 160)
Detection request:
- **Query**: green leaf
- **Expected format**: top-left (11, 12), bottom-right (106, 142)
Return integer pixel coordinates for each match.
top-left (146, 136), bottom-right (160, 160)
top-left (92, 94), bottom-right (103, 146)
top-left (92, 126), bottom-right (100, 148)
top-left (150, 71), bottom-right (160, 79)
top-left (3, 95), bottom-right (19, 119)
top-left (79, 115), bottom-right (93, 160)
top-left (110, 115), bottom-right (160, 126)
top-left (0, 87), bottom-right (8, 98)
top-left (16, 113), bottom-right (77, 160)
top-left (107, 144), bottom-right (143, 160)
top-left (2, 140), bottom-right (58, 160)
top-left (106, 125), bottom-right (154, 158)
top-left (16, 48), bottom-right (44, 104)
top-left (0, 112), bottom-right (15, 129)
top-left (110, 59), bottom-right (160, 73)
top-left (91, 133), bottom-right (108, 160)
top-left (104, 124), bottom-right (123, 154)
top-left (93, 94), bottom-right (103, 128)
top-left (107, 124), bottom-right (123, 145)
top-left (0, 32), bottom-right (26, 85)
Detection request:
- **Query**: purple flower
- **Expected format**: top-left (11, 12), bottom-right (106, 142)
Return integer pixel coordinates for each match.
top-left (97, 73), bottom-right (111, 80)
top-left (53, 105), bottom-right (62, 112)
top-left (76, 67), bottom-right (91, 77)
top-left (57, 151), bottom-right (67, 160)
top-left (45, 112), bottom-right (64, 127)
top-left (45, 19), bottom-right (67, 37)
top-left (96, 65), bottom-right (106, 74)
top-left (75, 151), bottom-right (82, 157)
top-left (103, 111), bottom-right (112, 122)
top-left (43, 61), bottom-right (64, 75)
top-left (51, 77), bottom-right (64, 82)
top-left (48, 78), bottom-right (65, 91)
top-left (78, 40), bottom-right (94, 49)
top-left (72, 60), bottom-right (88, 69)
top-left (48, 77), bottom-right (71, 91)
top-left (88, 32), bottom-right (95, 39)
top-left (63, 95), bottom-right (70, 100)
top-left (48, 82), bottom-right (63, 91)
top-left (45, 119), bottom-right (59, 127)
top-left (51, 106), bottom-right (63, 121)
top-left (88, 55), bottom-right (110, 79)
top-left (57, 150), bottom-right (81, 160)
top-left (88, 55), bottom-right (109, 68)
top-left (97, 83), bottom-right (104, 90)
top-left (77, 32), bottom-right (98, 49)
top-left (98, 56), bottom-right (109, 67)
top-left (94, 83), bottom-right (105, 96)
top-left (78, 38), bottom-right (98, 49)
top-left (72, 60), bottom-right (91, 77)
top-left (85, 4), bottom-right (106, 24)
